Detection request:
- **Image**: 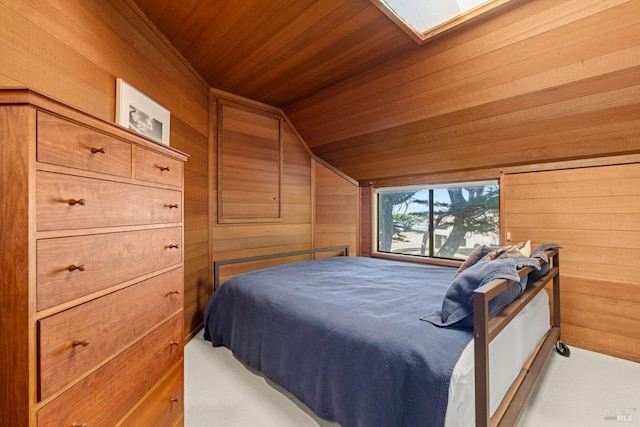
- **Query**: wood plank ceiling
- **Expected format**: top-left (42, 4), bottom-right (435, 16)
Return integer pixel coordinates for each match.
top-left (133, 0), bottom-right (638, 185)
top-left (133, 0), bottom-right (415, 108)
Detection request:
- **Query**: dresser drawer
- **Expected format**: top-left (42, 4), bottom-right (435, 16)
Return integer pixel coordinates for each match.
top-left (38, 268), bottom-right (183, 400)
top-left (37, 314), bottom-right (183, 427)
top-left (121, 360), bottom-right (184, 427)
top-left (135, 146), bottom-right (183, 187)
top-left (36, 171), bottom-right (182, 231)
top-left (37, 112), bottom-right (132, 178)
top-left (37, 227), bottom-right (182, 310)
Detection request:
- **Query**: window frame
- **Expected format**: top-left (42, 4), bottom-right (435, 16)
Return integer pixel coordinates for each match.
top-left (372, 180), bottom-right (500, 265)
top-left (369, 0), bottom-right (518, 45)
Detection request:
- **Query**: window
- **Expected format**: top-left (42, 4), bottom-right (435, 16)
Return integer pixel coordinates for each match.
top-left (376, 180), bottom-right (499, 260)
top-left (371, 0), bottom-right (514, 44)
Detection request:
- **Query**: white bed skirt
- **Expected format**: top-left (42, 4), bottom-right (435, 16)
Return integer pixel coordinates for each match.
top-left (445, 291), bottom-right (550, 426)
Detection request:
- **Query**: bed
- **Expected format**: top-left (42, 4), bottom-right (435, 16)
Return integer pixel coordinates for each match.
top-left (204, 244), bottom-right (564, 427)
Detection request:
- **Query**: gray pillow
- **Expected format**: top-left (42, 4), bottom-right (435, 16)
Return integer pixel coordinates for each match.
top-left (527, 242), bottom-right (561, 282)
top-left (454, 245), bottom-right (492, 277)
top-left (422, 257), bottom-right (541, 328)
top-left (480, 240), bottom-right (531, 262)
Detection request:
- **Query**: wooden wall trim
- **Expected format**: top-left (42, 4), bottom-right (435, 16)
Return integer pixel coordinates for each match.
top-left (314, 155), bottom-right (359, 186)
top-left (365, 167), bottom-right (503, 188)
top-left (211, 88), bottom-right (281, 115)
top-left (501, 153), bottom-right (640, 175)
top-left (359, 186), bottom-right (373, 257)
top-left (281, 111), bottom-right (313, 157)
top-left (213, 87), bottom-right (358, 188)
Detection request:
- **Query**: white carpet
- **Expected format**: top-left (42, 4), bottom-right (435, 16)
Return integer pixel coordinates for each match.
top-left (185, 330), bottom-right (640, 426)
top-left (185, 330), bottom-right (336, 427)
top-left (519, 345), bottom-right (640, 426)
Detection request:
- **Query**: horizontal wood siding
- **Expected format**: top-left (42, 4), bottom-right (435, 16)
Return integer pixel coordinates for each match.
top-left (218, 102), bottom-right (282, 222)
top-left (0, 0), bottom-right (210, 340)
top-left (210, 93), bottom-right (314, 287)
top-left (503, 164), bottom-right (640, 362)
top-left (285, 0), bottom-right (640, 185)
top-left (135, 0), bottom-right (415, 107)
top-left (314, 161), bottom-right (359, 256)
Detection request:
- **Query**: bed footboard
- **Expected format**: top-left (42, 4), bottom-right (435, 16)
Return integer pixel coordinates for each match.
top-left (213, 245), bottom-right (349, 290)
top-left (473, 249), bottom-right (561, 427)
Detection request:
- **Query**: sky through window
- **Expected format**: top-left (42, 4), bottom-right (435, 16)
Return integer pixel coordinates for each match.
top-left (381, 0), bottom-right (491, 33)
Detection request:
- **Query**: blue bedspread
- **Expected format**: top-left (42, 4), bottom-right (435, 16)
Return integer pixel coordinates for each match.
top-left (204, 256), bottom-right (473, 427)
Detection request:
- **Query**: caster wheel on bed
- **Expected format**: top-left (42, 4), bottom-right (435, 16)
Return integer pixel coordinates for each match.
top-left (555, 340), bottom-right (570, 357)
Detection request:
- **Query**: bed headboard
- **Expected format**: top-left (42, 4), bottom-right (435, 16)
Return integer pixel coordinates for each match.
top-left (213, 245), bottom-right (349, 290)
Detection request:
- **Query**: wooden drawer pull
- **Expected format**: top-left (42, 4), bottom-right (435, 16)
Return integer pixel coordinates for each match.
top-left (68, 199), bottom-right (86, 206)
top-left (170, 398), bottom-right (179, 404)
top-left (167, 290), bottom-right (181, 295)
top-left (71, 423), bottom-right (87, 427)
top-left (166, 244), bottom-right (179, 249)
top-left (166, 203), bottom-right (179, 209)
top-left (157, 165), bottom-right (170, 172)
top-left (169, 341), bottom-right (180, 347)
top-left (67, 264), bottom-right (86, 272)
top-left (72, 339), bottom-right (90, 348)
top-left (90, 147), bottom-right (107, 154)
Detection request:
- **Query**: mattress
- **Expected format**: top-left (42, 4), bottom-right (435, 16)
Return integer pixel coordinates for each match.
top-left (445, 290), bottom-right (550, 426)
top-left (205, 256), bottom-right (550, 427)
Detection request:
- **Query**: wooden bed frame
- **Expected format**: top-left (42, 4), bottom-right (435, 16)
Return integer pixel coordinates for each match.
top-left (213, 246), bottom-right (563, 427)
top-left (213, 245), bottom-right (350, 290)
top-left (474, 248), bottom-right (562, 427)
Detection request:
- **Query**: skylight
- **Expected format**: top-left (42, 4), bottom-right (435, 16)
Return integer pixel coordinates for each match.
top-left (372, 0), bottom-right (512, 44)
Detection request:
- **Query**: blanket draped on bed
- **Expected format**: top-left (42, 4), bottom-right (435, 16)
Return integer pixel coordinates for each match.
top-left (204, 257), bottom-right (473, 427)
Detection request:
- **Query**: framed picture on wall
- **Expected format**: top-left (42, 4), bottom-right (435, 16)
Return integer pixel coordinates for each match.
top-left (116, 78), bottom-right (170, 145)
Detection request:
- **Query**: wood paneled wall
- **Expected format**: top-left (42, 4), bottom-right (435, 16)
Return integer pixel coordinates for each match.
top-left (359, 186), bottom-right (373, 258)
top-left (284, 0), bottom-right (640, 361)
top-left (208, 91), bottom-right (361, 301)
top-left (313, 161), bottom-right (359, 256)
top-left (9, 0), bottom-right (635, 364)
top-left (0, 0), bottom-right (361, 340)
top-left (209, 91), bottom-right (314, 288)
top-left (503, 163), bottom-right (640, 362)
top-left (285, 0), bottom-right (640, 185)
top-left (0, 0), bottom-right (210, 339)
top-left (133, 0), bottom-right (415, 108)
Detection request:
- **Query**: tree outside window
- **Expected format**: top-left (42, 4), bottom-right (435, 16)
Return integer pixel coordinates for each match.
top-left (377, 182), bottom-right (499, 260)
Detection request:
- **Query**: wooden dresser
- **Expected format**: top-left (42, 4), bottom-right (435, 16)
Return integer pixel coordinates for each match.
top-left (0, 89), bottom-right (187, 427)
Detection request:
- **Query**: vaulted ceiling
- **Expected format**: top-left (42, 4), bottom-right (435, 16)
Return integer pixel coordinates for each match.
top-left (133, 0), bottom-right (416, 108)
top-left (131, 1), bottom-right (631, 186)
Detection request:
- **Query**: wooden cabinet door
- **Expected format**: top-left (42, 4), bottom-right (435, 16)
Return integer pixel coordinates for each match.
top-left (218, 100), bottom-right (282, 223)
